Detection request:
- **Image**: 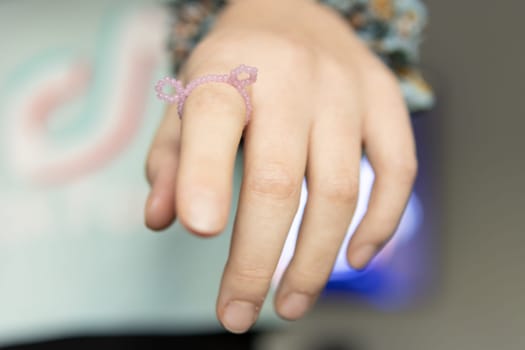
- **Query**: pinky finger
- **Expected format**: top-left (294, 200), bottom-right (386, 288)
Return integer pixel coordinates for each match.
top-left (347, 73), bottom-right (418, 269)
top-left (346, 160), bottom-right (417, 270)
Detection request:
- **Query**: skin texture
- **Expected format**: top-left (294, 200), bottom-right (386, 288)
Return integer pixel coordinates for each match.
top-left (145, 0), bottom-right (417, 334)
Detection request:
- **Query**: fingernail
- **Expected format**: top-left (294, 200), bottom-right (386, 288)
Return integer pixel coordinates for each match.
top-left (279, 293), bottom-right (311, 320)
top-left (222, 301), bottom-right (257, 334)
top-left (351, 244), bottom-right (377, 270)
top-left (187, 190), bottom-right (222, 233)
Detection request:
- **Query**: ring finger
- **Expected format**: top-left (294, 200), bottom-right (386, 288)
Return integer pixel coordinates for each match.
top-left (275, 109), bottom-right (361, 320)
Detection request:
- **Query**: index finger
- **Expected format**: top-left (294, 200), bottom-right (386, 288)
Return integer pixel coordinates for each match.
top-left (175, 67), bottom-right (248, 236)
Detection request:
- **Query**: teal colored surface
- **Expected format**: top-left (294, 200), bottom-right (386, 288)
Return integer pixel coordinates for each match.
top-left (0, 0), bottom-right (280, 345)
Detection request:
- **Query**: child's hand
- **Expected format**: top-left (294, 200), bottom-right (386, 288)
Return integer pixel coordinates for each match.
top-left (145, 0), bottom-right (417, 333)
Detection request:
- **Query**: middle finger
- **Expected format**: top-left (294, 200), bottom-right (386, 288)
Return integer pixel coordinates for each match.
top-left (216, 100), bottom-right (309, 333)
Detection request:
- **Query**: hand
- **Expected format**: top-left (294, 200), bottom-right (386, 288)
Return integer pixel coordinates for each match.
top-left (145, 0), bottom-right (417, 333)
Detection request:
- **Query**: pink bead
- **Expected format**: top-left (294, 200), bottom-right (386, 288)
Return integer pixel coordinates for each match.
top-left (154, 64), bottom-right (258, 125)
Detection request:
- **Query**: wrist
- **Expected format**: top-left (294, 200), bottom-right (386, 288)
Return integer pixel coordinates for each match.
top-left (217, 0), bottom-right (318, 30)
top-left (214, 0), bottom-right (361, 51)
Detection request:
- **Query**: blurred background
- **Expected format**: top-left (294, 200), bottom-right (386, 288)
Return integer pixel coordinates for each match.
top-left (0, 0), bottom-right (524, 349)
top-left (258, 1), bottom-right (525, 349)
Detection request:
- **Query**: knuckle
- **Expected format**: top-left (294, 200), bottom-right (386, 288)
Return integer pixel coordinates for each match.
top-left (368, 61), bottom-right (398, 86)
top-left (389, 156), bottom-right (418, 183)
top-left (279, 39), bottom-right (316, 64)
top-left (286, 266), bottom-right (328, 294)
top-left (312, 175), bottom-right (358, 203)
top-left (246, 163), bottom-right (299, 200)
top-left (253, 33), bottom-right (319, 71)
top-left (145, 147), bottom-right (175, 183)
top-left (185, 84), bottom-right (242, 114)
top-left (365, 217), bottom-right (399, 245)
top-left (230, 263), bottom-right (273, 286)
top-left (371, 228), bottom-right (397, 246)
top-left (366, 63), bottom-right (406, 97)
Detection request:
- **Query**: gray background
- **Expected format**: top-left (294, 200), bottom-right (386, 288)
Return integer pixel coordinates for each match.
top-left (258, 1), bottom-right (525, 349)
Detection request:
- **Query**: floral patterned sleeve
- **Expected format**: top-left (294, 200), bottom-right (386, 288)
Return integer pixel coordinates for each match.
top-left (166, 0), bottom-right (434, 112)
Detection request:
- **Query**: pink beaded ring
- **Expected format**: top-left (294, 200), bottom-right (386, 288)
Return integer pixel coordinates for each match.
top-left (154, 64), bottom-right (258, 125)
